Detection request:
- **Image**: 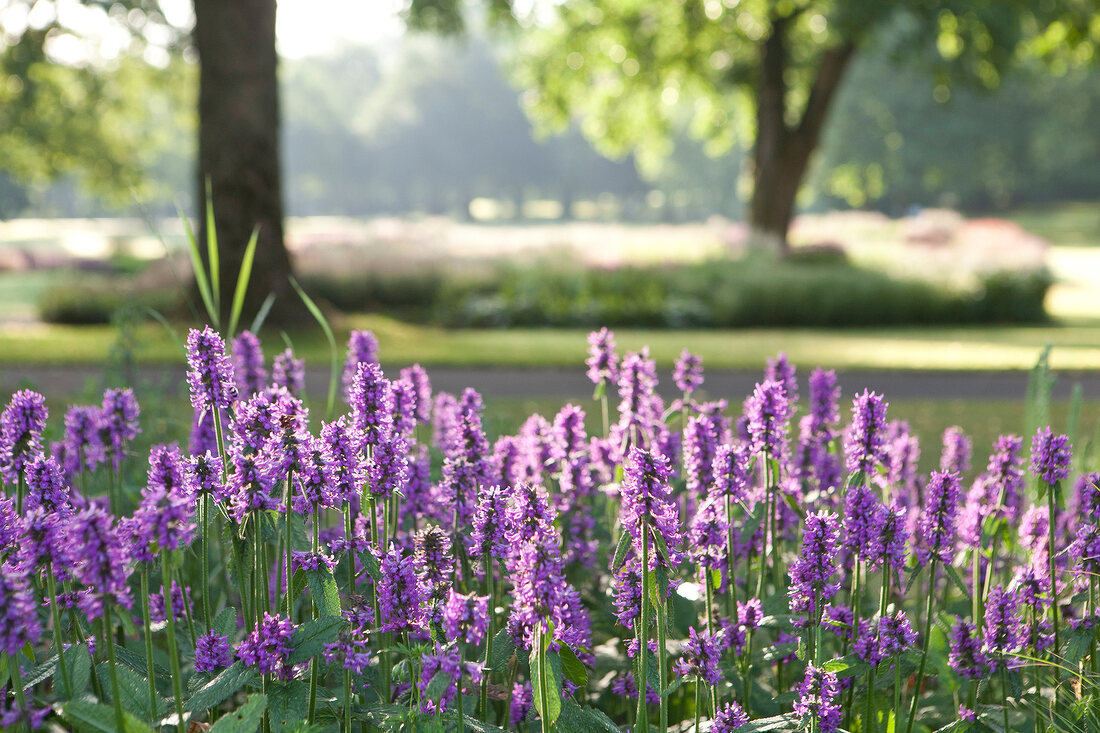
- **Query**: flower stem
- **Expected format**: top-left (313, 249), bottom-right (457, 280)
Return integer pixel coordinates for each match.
top-left (904, 560), bottom-right (937, 733)
top-left (162, 555), bottom-right (186, 733)
top-left (657, 600), bottom-right (668, 733)
top-left (1047, 481), bottom-right (1062, 713)
top-left (637, 530), bottom-right (650, 733)
top-left (102, 604), bottom-right (127, 733)
top-left (140, 570), bottom-right (159, 720)
top-left (481, 550), bottom-right (494, 722)
top-left (46, 565), bottom-right (72, 697)
top-left (285, 474), bottom-right (294, 620)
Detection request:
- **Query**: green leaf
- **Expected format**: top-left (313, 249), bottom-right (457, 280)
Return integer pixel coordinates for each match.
top-left (56, 643), bottom-right (92, 699)
top-left (530, 634), bottom-right (562, 728)
top-left (185, 661), bottom-right (256, 712)
top-left (942, 564), bottom-right (970, 596)
top-left (179, 202), bottom-right (216, 327)
top-left (213, 607), bottom-right (239, 638)
top-left (488, 627), bottom-right (515, 671)
top-left (611, 531), bottom-right (631, 574)
top-left (96, 661), bottom-right (167, 720)
top-left (662, 677), bottom-right (685, 696)
top-left (305, 566), bottom-right (342, 617)
top-left (1064, 624), bottom-right (1096, 667)
top-left (249, 293), bottom-right (278, 335)
top-left (228, 225), bottom-right (260, 338)
top-left (425, 671), bottom-right (452, 704)
top-left (288, 275), bottom-right (338, 419)
top-left (267, 681), bottom-right (309, 733)
top-left (61, 700), bottom-right (157, 733)
top-left (287, 616), bottom-right (346, 664)
top-left (651, 530), bottom-right (672, 568)
top-left (209, 694), bottom-right (268, 733)
top-left (558, 644), bottom-right (588, 687)
top-left (557, 699), bottom-right (622, 733)
top-left (357, 549), bottom-right (382, 582)
top-left (204, 178), bottom-right (221, 317)
top-left (143, 307), bottom-right (187, 356)
top-left (734, 713), bottom-right (796, 732)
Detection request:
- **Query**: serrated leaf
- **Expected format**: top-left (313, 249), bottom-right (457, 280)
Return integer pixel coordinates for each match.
top-left (662, 676), bottom-right (685, 696)
top-left (268, 681), bottom-right (309, 733)
top-left (287, 616), bottom-right (346, 664)
top-left (557, 699), bottom-right (622, 733)
top-left (425, 671), bottom-right (452, 704)
top-left (1064, 624), bottom-right (1096, 667)
top-left (488, 627), bottom-right (515, 671)
top-left (611, 531), bottom-right (632, 574)
top-left (213, 607), bottom-right (239, 638)
top-left (209, 693), bottom-right (268, 733)
top-left (56, 644), bottom-right (92, 699)
top-left (185, 661), bottom-right (256, 712)
top-left (305, 567), bottom-right (342, 618)
top-left (24, 653), bottom-right (59, 688)
top-left (558, 644), bottom-right (588, 687)
top-left (357, 549), bottom-right (381, 582)
top-left (530, 637), bottom-right (562, 727)
top-left (96, 661), bottom-right (167, 720)
top-left (734, 713), bottom-right (796, 732)
top-left (942, 564), bottom-right (970, 596)
top-left (61, 700), bottom-right (157, 733)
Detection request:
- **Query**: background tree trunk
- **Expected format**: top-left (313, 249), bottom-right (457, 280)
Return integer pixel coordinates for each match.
top-left (193, 0), bottom-right (302, 329)
top-left (749, 17), bottom-right (854, 251)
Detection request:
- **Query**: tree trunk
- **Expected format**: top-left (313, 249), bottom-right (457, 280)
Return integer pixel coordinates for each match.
top-left (749, 16), bottom-right (854, 252)
top-left (193, 0), bottom-right (302, 329)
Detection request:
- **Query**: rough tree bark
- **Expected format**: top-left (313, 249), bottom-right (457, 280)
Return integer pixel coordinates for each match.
top-left (193, 0), bottom-right (302, 328)
top-left (749, 16), bottom-right (855, 251)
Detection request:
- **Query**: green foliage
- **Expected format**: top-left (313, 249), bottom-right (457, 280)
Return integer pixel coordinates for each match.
top-left (184, 661), bottom-right (257, 712)
top-left (208, 694), bottom-right (268, 733)
top-left (60, 700), bottom-right (157, 733)
top-left (37, 274), bottom-right (181, 326)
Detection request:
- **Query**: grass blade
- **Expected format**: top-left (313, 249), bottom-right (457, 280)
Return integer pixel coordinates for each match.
top-left (178, 203), bottom-right (217, 328)
top-left (289, 276), bottom-right (338, 420)
top-left (249, 293), bottom-right (277, 335)
top-left (143, 307), bottom-right (186, 357)
top-left (204, 178), bottom-right (221, 319)
top-left (227, 226), bottom-right (260, 338)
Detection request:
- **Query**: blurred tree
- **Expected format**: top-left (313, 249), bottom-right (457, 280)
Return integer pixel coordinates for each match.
top-left (439, 0), bottom-right (1099, 248)
top-left (0, 1), bottom-right (293, 324)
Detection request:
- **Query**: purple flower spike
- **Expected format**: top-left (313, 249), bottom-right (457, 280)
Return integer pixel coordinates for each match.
top-left (917, 470), bottom-right (961, 565)
top-left (63, 404), bottom-right (106, 476)
top-left (237, 612), bottom-right (300, 681)
top-left (745, 379), bottom-right (791, 458)
top-left (672, 627), bottom-right (722, 685)
top-left (67, 505), bottom-right (132, 620)
top-left (378, 544), bottom-right (426, 633)
top-left (788, 510), bottom-right (842, 624)
top-left (0, 389), bottom-right (48, 483)
top-left (186, 327), bottom-right (238, 415)
top-left (673, 350), bottom-right (704, 395)
top-left (940, 426), bottom-right (972, 475)
top-left (983, 585), bottom-right (1024, 668)
top-left (585, 327), bottom-right (618, 386)
top-left (845, 390), bottom-right (888, 476)
top-left (620, 446), bottom-right (682, 560)
top-left (766, 352), bottom-right (798, 405)
top-left (349, 362), bottom-right (394, 448)
top-left (231, 330), bottom-right (267, 398)
top-left (0, 564), bottom-right (41, 656)
top-left (100, 388), bottom-right (140, 469)
top-left (272, 348), bottom-right (305, 396)
top-left (948, 617), bottom-right (988, 678)
top-left (711, 701), bottom-right (749, 733)
top-left (442, 589), bottom-right (490, 647)
top-left (400, 364), bottom-right (433, 424)
top-left (343, 330), bottom-right (379, 403)
top-left (1031, 427), bottom-right (1072, 485)
top-left (195, 631), bottom-right (234, 672)
top-left (794, 663), bottom-right (842, 733)
top-left (126, 444), bottom-right (197, 563)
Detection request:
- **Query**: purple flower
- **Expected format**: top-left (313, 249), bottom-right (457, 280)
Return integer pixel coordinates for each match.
top-left (1031, 427), bottom-right (1072, 485)
top-left (272, 349), bottom-right (305, 396)
top-left (711, 442), bottom-right (752, 502)
top-left (807, 368), bottom-right (840, 430)
top-left (399, 364), bottom-right (432, 424)
top-left (711, 701), bottom-right (749, 732)
top-left (24, 454), bottom-right (71, 513)
top-left (439, 398), bottom-right (491, 531)
top-left (983, 585), bottom-right (1024, 668)
top-left (63, 405), bottom-right (105, 476)
top-left (765, 352), bottom-right (798, 404)
top-left (585, 327), bottom-right (618, 386)
top-left (100, 388), bottom-right (140, 469)
top-left (940, 426), bottom-right (971, 475)
top-left (0, 389), bottom-right (47, 483)
top-left (349, 362), bottom-right (393, 448)
top-left (613, 348), bottom-right (661, 451)
top-left (195, 631), bottom-right (234, 672)
top-left (684, 412), bottom-right (729, 500)
top-left (224, 453), bottom-right (278, 523)
top-left (367, 432), bottom-right (409, 500)
top-left (845, 390), bottom-right (888, 476)
top-left (390, 378), bottom-right (418, 438)
top-left (472, 484), bottom-right (509, 563)
top-left (877, 502), bottom-right (910, 574)
top-left (291, 550), bottom-right (337, 574)
top-left (442, 590), bottom-right (489, 646)
top-left (126, 444), bottom-right (196, 563)
top-left (917, 471), bottom-right (961, 565)
top-left (510, 682), bottom-right (534, 726)
top-left (506, 516), bottom-right (571, 649)
top-left (343, 330), bottom-right (379, 403)
top-left (237, 612), bottom-right (300, 681)
top-left (745, 379), bottom-right (791, 458)
top-left (378, 544), bottom-right (426, 633)
top-left (688, 496), bottom-right (728, 572)
top-left (188, 406), bottom-right (218, 457)
top-left (323, 625), bottom-right (373, 675)
top-left (417, 644), bottom-right (481, 714)
top-left (788, 510), bottom-right (842, 623)
top-left (0, 564), bottom-right (40, 656)
top-left (843, 484), bottom-right (884, 560)
top-left (231, 330), bottom-right (267, 397)
top-left (320, 417), bottom-right (364, 506)
top-left (293, 437), bottom-right (333, 515)
top-left (673, 349), bottom-right (703, 394)
top-left (878, 610), bottom-right (918, 658)
top-left (66, 505), bottom-right (132, 620)
top-left (619, 446), bottom-right (682, 561)
top-left (948, 617), bottom-right (988, 678)
top-left (149, 581), bottom-right (190, 624)
top-left (186, 327), bottom-right (238, 415)
top-left (186, 451), bottom-right (223, 499)
top-left (415, 525), bottom-right (455, 615)
top-left (794, 663), bottom-right (842, 733)
top-left (672, 627), bottom-right (722, 685)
